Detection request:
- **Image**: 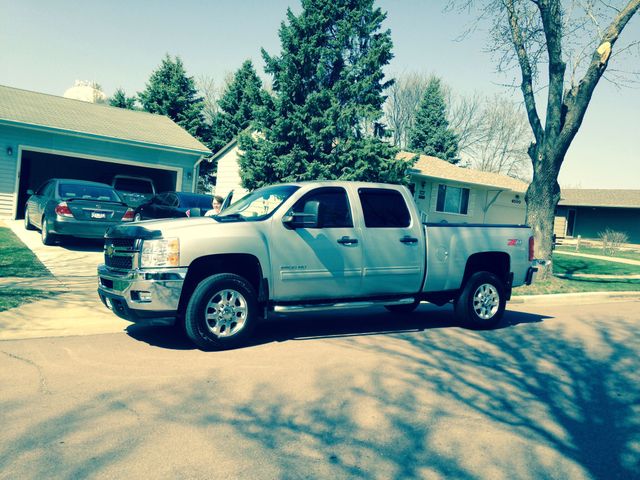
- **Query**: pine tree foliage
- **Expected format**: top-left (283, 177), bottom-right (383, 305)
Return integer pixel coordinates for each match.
top-left (408, 77), bottom-right (459, 163)
top-left (109, 88), bottom-right (136, 110)
top-left (138, 54), bottom-right (205, 138)
top-left (239, 0), bottom-right (409, 190)
top-left (208, 60), bottom-right (272, 155)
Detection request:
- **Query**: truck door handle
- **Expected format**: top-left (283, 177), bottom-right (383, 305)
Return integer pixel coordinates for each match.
top-left (337, 236), bottom-right (358, 245)
top-left (400, 236), bottom-right (418, 244)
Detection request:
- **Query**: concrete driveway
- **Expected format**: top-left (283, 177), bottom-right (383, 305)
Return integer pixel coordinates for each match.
top-left (1, 220), bottom-right (129, 340)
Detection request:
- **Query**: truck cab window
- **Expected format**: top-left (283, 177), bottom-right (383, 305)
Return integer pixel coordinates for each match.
top-left (358, 188), bottom-right (410, 228)
top-left (290, 187), bottom-right (353, 228)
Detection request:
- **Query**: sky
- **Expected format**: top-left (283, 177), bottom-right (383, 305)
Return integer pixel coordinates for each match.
top-left (0, 0), bottom-right (638, 189)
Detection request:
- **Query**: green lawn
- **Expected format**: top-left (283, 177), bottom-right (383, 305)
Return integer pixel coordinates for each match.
top-left (0, 226), bottom-right (50, 277)
top-left (556, 245), bottom-right (640, 262)
top-left (552, 253), bottom-right (640, 276)
top-left (0, 225), bottom-right (57, 311)
top-left (514, 276), bottom-right (640, 296)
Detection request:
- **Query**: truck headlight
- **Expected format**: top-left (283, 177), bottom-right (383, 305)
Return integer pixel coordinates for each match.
top-left (140, 238), bottom-right (180, 268)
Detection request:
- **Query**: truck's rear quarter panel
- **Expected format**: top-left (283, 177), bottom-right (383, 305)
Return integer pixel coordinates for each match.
top-left (423, 224), bottom-right (532, 292)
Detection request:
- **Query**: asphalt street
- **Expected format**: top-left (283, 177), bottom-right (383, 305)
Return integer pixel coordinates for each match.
top-left (1, 300), bottom-right (639, 479)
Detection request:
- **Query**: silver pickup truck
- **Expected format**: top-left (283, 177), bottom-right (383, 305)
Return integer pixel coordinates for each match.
top-left (98, 181), bottom-right (537, 349)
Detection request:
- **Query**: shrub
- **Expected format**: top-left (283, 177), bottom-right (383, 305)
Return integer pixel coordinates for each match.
top-left (598, 228), bottom-right (629, 256)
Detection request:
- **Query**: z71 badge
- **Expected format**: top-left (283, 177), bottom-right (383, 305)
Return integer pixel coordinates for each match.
top-left (507, 239), bottom-right (522, 247)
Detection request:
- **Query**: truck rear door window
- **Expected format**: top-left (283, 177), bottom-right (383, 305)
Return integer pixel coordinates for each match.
top-left (358, 188), bottom-right (410, 228)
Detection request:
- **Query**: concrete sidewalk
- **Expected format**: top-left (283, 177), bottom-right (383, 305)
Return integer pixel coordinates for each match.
top-left (554, 250), bottom-right (640, 266)
top-left (1, 220), bottom-right (129, 340)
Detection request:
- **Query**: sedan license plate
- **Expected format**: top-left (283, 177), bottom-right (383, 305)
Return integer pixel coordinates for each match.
top-left (91, 211), bottom-right (106, 219)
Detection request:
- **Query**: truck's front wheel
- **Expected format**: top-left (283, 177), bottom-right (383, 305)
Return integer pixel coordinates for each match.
top-left (184, 273), bottom-right (259, 350)
top-left (454, 271), bottom-right (506, 329)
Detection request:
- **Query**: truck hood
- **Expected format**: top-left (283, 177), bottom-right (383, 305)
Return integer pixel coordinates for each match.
top-left (107, 217), bottom-right (218, 239)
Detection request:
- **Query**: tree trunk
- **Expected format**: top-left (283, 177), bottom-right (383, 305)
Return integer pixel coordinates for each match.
top-left (525, 148), bottom-right (561, 280)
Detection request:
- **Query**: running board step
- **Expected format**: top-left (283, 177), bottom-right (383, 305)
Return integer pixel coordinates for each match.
top-left (272, 297), bottom-right (416, 313)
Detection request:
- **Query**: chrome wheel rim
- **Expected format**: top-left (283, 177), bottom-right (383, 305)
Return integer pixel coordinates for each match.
top-left (473, 283), bottom-right (499, 320)
top-left (204, 289), bottom-right (248, 338)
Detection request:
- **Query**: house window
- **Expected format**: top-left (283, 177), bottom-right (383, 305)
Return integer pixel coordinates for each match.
top-left (436, 184), bottom-right (469, 215)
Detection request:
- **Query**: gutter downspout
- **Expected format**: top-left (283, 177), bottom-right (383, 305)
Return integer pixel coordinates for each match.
top-left (483, 189), bottom-right (504, 223)
top-left (193, 155), bottom-right (213, 192)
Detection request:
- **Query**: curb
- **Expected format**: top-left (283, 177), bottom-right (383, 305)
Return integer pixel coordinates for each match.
top-left (511, 290), bottom-right (640, 305)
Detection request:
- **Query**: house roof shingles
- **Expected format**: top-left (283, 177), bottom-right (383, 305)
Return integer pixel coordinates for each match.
top-left (559, 189), bottom-right (640, 208)
top-left (400, 151), bottom-right (529, 192)
top-left (0, 84), bottom-right (210, 153)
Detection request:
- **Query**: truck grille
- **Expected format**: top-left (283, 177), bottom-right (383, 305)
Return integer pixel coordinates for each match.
top-left (105, 255), bottom-right (133, 270)
top-left (104, 237), bottom-right (138, 270)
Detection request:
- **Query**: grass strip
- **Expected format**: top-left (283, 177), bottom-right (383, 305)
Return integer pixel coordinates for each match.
top-left (0, 227), bottom-right (50, 278)
top-left (0, 288), bottom-right (61, 312)
top-left (552, 254), bottom-right (640, 276)
top-left (514, 276), bottom-right (640, 296)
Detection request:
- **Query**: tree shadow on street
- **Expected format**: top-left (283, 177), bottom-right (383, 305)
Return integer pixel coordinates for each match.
top-left (1, 311), bottom-right (637, 478)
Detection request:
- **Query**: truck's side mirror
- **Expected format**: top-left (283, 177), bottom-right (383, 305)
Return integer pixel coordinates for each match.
top-left (282, 200), bottom-right (319, 229)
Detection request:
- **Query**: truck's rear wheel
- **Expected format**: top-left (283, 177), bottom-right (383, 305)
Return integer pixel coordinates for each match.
top-left (184, 273), bottom-right (258, 350)
top-left (454, 271), bottom-right (506, 329)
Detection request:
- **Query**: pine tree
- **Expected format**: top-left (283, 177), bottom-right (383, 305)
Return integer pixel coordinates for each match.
top-left (408, 77), bottom-right (459, 163)
top-left (208, 60), bottom-right (272, 154)
top-left (239, 0), bottom-right (410, 190)
top-left (109, 88), bottom-right (136, 110)
top-left (138, 54), bottom-right (205, 138)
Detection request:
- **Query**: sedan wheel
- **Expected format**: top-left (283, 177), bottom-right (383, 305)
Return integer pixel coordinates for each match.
top-left (41, 218), bottom-right (56, 245)
top-left (24, 208), bottom-right (35, 230)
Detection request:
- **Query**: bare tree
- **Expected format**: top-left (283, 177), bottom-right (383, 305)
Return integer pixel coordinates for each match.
top-left (463, 95), bottom-right (533, 179)
top-left (196, 74), bottom-right (221, 125)
top-left (455, 0), bottom-right (640, 277)
top-left (384, 73), bottom-right (432, 148)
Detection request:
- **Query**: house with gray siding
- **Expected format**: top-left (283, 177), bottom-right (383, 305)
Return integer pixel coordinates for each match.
top-left (554, 189), bottom-right (640, 244)
top-left (0, 85), bottom-right (210, 219)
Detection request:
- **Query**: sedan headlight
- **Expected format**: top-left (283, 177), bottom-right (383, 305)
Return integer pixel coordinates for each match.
top-left (140, 238), bottom-right (180, 268)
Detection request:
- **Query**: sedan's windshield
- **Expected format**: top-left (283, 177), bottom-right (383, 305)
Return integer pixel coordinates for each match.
top-left (215, 185), bottom-right (299, 222)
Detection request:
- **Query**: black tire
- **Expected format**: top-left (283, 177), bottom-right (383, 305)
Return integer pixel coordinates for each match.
top-left (384, 300), bottom-right (420, 314)
top-left (454, 271), bottom-right (506, 329)
top-left (184, 273), bottom-right (259, 350)
top-left (24, 208), bottom-right (35, 230)
top-left (41, 217), bottom-right (57, 246)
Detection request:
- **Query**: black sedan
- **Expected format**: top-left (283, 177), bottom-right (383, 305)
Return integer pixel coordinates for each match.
top-left (134, 192), bottom-right (213, 221)
top-left (24, 178), bottom-right (135, 245)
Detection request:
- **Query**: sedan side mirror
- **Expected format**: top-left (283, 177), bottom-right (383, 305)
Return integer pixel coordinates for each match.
top-left (26, 189), bottom-right (34, 196)
top-left (186, 207), bottom-right (201, 217)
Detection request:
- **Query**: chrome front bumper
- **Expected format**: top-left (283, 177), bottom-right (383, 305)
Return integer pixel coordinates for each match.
top-left (97, 264), bottom-right (187, 325)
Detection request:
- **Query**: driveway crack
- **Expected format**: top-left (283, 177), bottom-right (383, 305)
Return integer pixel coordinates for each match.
top-left (1, 350), bottom-right (51, 394)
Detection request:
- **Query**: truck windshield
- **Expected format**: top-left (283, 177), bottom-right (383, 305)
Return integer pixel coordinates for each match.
top-left (215, 185), bottom-right (299, 222)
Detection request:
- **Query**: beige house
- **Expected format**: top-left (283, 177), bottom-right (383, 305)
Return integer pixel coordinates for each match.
top-left (402, 152), bottom-right (528, 225)
top-left (211, 138), bottom-right (249, 199)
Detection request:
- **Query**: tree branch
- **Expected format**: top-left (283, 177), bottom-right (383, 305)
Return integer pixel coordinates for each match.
top-left (504, 0), bottom-right (544, 146)
top-left (536, 0), bottom-right (566, 146)
top-left (560, 0), bottom-right (640, 149)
